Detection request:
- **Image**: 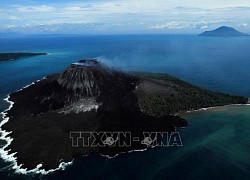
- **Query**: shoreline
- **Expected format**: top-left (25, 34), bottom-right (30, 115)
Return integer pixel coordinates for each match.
top-left (0, 77), bottom-right (73, 175)
top-left (0, 77), bottom-right (151, 175)
top-left (176, 103), bottom-right (250, 117)
top-left (0, 78), bottom-right (249, 175)
top-left (0, 52), bottom-right (47, 62)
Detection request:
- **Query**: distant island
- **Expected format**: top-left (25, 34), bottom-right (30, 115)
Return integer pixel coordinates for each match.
top-left (2, 59), bottom-right (248, 170)
top-left (0, 52), bottom-right (47, 62)
top-left (199, 26), bottom-right (249, 36)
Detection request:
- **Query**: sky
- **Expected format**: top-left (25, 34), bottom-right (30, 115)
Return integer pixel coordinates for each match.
top-left (0, 0), bottom-right (250, 34)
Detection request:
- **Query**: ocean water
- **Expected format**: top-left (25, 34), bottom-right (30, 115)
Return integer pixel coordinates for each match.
top-left (0, 35), bottom-right (249, 179)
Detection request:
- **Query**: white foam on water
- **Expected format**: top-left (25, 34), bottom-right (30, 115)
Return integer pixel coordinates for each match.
top-left (100, 146), bottom-right (154, 159)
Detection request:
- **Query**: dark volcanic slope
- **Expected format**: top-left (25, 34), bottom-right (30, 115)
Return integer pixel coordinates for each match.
top-left (3, 59), bottom-right (187, 170)
top-left (2, 59), bottom-right (247, 170)
top-left (0, 52), bottom-right (47, 61)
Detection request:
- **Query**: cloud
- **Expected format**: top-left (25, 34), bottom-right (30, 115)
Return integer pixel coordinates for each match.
top-left (3, 22), bottom-right (110, 34)
top-left (217, 6), bottom-right (250, 11)
top-left (16, 5), bottom-right (54, 12)
top-left (148, 22), bottom-right (190, 30)
top-left (1, 0), bottom-right (250, 34)
top-left (64, 6), bottom-right (83, 11)
top-left (238, 23), bottom-right (248, 27)
top-left (148, 20), bottom-right (226, 30)
top-left (6, 25), bottom-right (16, 28)
top-left (8, 16), bottom-right (21, 20)
top-left (172, 6), bottom-right (212, 15)
top-left (64, 5), bottom-right (94, 11)
top-left (200, 25), bottom-right (209, 29)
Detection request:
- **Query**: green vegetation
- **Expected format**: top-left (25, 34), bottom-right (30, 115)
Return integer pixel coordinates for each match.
top-left (0, 52), bottom-right (47, 61)
top-left (132, 72), bottom-right (248, 116)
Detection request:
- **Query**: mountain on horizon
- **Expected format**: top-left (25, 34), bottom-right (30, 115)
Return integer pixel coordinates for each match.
top-left (199, 26), bottom-right (248, 36)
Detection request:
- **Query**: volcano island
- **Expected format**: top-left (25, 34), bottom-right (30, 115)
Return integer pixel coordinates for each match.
top-left (2, 59), bottom-right (248, 170)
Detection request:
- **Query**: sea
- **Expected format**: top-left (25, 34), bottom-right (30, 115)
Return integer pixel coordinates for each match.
top-left (0, 35), bottom-right (249, 179)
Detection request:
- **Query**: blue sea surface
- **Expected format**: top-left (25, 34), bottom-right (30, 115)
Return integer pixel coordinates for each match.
top-left (0, 35), bottom-right (249, 179)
